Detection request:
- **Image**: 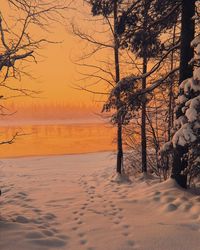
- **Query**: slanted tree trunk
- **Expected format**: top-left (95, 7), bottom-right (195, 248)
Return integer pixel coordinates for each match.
top-left (171, 0), bottom-right (195, 188)
top-left (114, 0), bottom-right (123, 174)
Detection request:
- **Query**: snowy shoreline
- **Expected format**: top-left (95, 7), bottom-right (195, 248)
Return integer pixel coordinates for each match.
top-left (0, 150), bottom-right (115, 160)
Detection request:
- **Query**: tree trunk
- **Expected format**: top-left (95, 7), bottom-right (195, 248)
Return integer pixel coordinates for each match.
top-left (117, 124), bottom-right (123, 174)
top-left (166, 22), bottom-right (176, 172)
top-left (141, 0), bottom-right (148, 173)
top-left (141, 55), bottom-right (147, 172)
top-left (114, 0), bottom-right (123, 174)
top-left (179, 0), bottom-right (195, 82)
top-left (171, 0), bottom-right (195, 188)
top-left (168, 22), bottom-right (177, 142)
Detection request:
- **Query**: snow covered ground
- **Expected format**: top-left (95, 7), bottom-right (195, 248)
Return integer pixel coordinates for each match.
top-left (1, 152), bottom-right (200, 250)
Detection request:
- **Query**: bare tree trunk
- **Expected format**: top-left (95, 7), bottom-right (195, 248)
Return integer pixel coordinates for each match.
top-left (114, 0), bottom-right (123, 174)
top-left (168, 23), bottom-right (177, 142)
top-left (141, 0), bottom-right (148, 173)
top-left (141, 54), bottom-right (147, 173)
top-left (179, 0), bottom-right (195, 82)
top-left (171, 0), bottom-right (195, 188)
top-left (166, 22), bottom-right (177, 173)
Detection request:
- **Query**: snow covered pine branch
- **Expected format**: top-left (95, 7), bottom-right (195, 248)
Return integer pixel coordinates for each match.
top-left (161, 35), bottom-right (200, 186)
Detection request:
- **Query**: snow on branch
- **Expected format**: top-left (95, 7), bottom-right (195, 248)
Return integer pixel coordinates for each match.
top-left (112, 43), bottom-right (180, 96)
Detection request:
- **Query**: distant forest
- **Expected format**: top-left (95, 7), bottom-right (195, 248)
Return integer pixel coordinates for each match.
top-left (2, 103), bottom-right (99, 120)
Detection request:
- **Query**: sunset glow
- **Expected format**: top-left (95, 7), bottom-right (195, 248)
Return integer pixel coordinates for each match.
top-left (1, 0), bottom-right (109, 115)
top-left (1, 1), bottom-right (200, 250)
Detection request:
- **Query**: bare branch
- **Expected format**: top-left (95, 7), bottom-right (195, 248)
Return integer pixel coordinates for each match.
top-left (72, 84), bottom-right (109, 95)
top-left (71, 23), bottom-right (113, 49)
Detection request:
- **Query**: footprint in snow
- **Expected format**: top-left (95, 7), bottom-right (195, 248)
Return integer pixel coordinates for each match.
top-left (72, 226), bottom-right (78, 231)
top-left (78, 232), bottom-right (85, 238)
top-left (165, 203), bottom-right (178, 212)
top-left (123, 232), bottom-right (129, 237)
top-left (80, 239), bottom-right (87, 245)
top-left (127, 240), bottom-right (135, 246)
top-left (77, 220), bottom-right (83, 225)
top-left (29, 238), bottom-right (66, 247)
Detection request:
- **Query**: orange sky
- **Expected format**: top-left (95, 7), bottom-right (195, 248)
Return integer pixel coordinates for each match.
top-left (1, 0), bottom-right (112, 111)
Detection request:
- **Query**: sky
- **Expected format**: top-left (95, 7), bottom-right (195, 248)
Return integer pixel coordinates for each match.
top-left (1, 0), bottom-right (111, 113)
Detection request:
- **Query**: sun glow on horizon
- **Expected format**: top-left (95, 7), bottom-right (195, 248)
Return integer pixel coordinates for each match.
top-left (1, 0), bottom-right (110, 114)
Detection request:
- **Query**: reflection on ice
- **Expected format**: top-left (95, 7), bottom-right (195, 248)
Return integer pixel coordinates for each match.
top-left (0, 122), bottom-right (115, 158)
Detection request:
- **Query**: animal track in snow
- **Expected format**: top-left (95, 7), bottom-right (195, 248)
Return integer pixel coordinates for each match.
top-left (77, 220), bottom-right (83, 225)
top-left (80, 239), bottom-right (87, 245)
top-left (72, 226), bottom-right (78, 231)
top-left (78, 232), bottom-right (85, 238)
top-left (127, 239), bottom-right (135, 247)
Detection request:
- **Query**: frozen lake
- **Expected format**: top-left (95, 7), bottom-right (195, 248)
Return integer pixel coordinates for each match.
top-left (0, 121), bottom-right (115, 158)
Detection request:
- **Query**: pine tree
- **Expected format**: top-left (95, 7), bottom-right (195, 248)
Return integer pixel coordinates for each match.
top-left (116, 0), bottom-right (171, 173)
top-left (171, 34), bottom-right (200, 187)
top-left (171, 0), bottom-right (196, 188)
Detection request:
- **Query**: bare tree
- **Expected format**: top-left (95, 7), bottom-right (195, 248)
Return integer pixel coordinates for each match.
top-left (0, 0), bottom-right (70, 144)
top-left (70, 0), bottom-right (138, 175)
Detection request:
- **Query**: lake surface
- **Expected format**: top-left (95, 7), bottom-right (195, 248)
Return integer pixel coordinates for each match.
top-left (0, 122), bottom-right (116, 158)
